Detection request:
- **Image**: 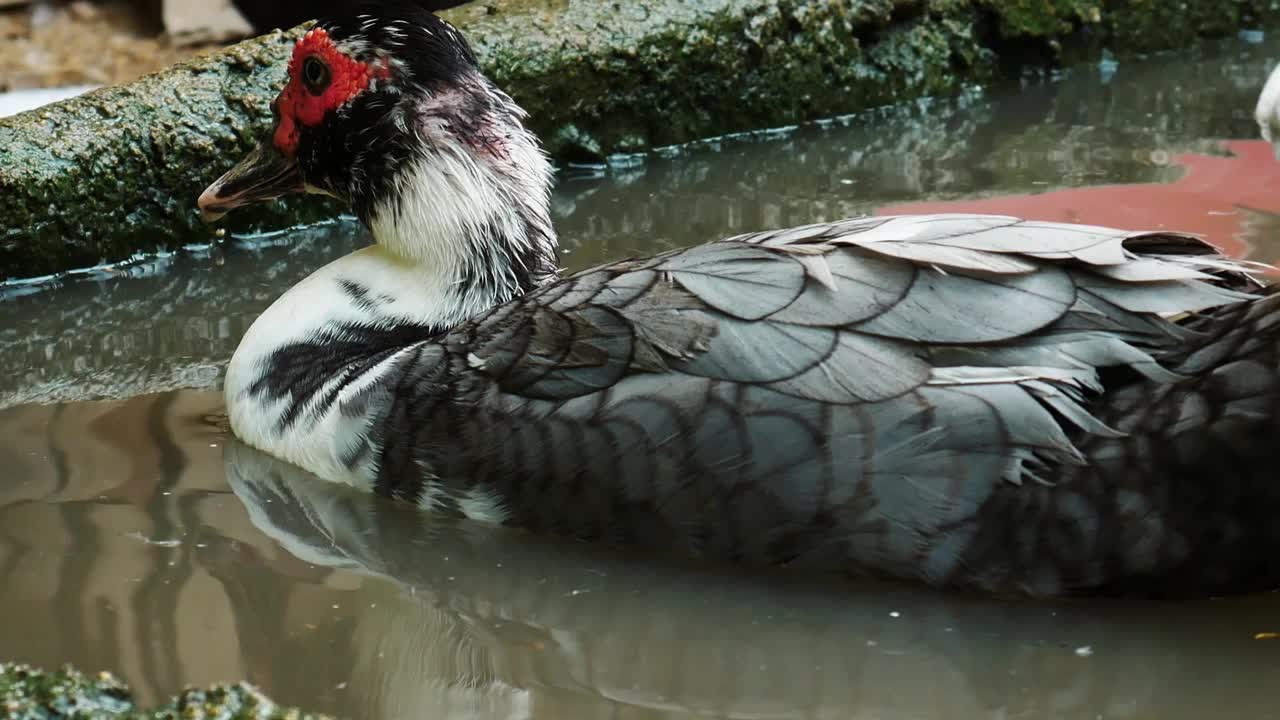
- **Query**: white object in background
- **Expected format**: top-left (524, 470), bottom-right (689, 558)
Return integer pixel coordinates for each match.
top-left (0, 85), bottom-right (98, 118)
top-left (1256, 63), bottom-right (1280, 158)
top-left (162, 0), bottom-right (252, 45)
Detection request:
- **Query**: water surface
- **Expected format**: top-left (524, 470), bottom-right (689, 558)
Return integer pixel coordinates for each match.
top-left (3, 35), bottom-right (1280, 719)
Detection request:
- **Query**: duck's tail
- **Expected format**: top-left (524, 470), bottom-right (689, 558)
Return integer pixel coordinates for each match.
top-left (1078, 287), bottom-right (1280, 595)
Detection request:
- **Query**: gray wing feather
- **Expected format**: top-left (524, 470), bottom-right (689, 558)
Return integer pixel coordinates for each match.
top-left (450, 210), bottom-right (1258, 472)
top-left (657, 243), bottom-right (806, 321)
top-left (399, 214), bottom-right (1264, 592)
top-left (852, 266), bottom-right (1076, 343)
top-left (767, 252), bottom-right (912, 326)
top-left (1090, 258), bottom-right (1222, 283)
top-left (932, 334), bottom-right (1183, 384)
top-left (1078, 276), bottom-right (1254, 314)
top-left (767, 331), bottom-right (929, 403)
top-left (498, 306), bottom-right (636, 399)
top-left (676, 315), bottom-right (838, 382)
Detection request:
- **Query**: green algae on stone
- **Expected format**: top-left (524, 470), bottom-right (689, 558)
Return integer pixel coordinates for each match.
top-left (984, 0), bottom-right (1280, 51)
top-left (1, 663), bottom-right (135, 719)
top-left (982, 0), bottom-right (1103, 37)
top-left (451, 0), bottom-right (995, 161)
top-left (1096, 0), bottom-right (1280, 53)
top-left (0, 663), bottom-right (335, 720)
top-left (2, 0), bottom-right (1279, 280)
top-left (0, 27), bottom-right (339, 280)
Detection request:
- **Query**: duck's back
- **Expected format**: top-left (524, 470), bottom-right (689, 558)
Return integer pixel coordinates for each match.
top-left (335, 215), bottom-right (1280, 596)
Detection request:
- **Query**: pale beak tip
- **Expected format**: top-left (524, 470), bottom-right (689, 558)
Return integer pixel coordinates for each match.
top-left (197, 184), bottom-right (229, 223)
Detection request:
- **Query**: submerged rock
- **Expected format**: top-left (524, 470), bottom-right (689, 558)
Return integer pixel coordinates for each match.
top-left (0, 662), bottom-right (333, 719)
top-left (1, 0), bottom-right (1277, 279)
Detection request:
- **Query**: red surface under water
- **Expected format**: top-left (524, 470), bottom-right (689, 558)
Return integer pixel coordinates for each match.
top-left (878, 140), bottom-right (1280, 262)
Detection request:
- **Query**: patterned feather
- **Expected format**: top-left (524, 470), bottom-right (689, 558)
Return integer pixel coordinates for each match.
top-left (207, 5), bottom-right (1280, 598)
top-left (296, 214), bottom-right (1280, 597)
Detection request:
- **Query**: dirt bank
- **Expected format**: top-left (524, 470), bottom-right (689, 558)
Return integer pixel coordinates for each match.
top-left (0, 1), bottom-right (218, 90)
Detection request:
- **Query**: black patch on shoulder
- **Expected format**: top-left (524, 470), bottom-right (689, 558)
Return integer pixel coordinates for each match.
top-left (248, 320), bottom-right (444, 433)
top-left (337, 278), bottom-right (385, 313)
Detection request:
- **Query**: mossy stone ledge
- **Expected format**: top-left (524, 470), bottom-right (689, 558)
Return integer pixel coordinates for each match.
top-left (2, 0), bottom-right (1278, 280)
top-left (0, 662), bottom-right (333, 720)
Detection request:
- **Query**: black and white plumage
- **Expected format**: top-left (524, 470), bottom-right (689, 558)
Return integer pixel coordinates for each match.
top-left (201, 5), bottom-right (1280, 597)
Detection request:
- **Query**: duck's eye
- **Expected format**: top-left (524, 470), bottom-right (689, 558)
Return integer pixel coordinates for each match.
top-left (302, 56), bottom-right (332, 95)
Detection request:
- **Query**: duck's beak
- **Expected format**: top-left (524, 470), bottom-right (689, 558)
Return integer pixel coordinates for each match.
top-left (198, 141), bottom-right (304, 223)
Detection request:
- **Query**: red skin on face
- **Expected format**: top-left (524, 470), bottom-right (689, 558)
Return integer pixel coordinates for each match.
top-left (273, 27), bottom-right (391, 157)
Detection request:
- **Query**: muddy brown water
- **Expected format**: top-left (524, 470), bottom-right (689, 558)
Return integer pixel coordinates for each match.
top-left (3, 35), bottom-right (1280, 719)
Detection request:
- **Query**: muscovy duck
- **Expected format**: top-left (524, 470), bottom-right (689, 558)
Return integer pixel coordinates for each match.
top-left (1258, 62), bottom-right (1280, 158)
top-left (199, 4), bottom-right (1280, 597)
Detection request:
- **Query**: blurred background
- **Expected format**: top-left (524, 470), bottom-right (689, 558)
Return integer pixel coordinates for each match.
top-left (0, 0), bottom-right (466, 92)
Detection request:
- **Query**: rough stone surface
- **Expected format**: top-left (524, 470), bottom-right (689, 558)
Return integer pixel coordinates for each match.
top-left (2, 0), bottom-right (1279, 279)
top-left (0, 25), bottom-right (341, 279)
top-left (0, 662), bottom-right (334, 719)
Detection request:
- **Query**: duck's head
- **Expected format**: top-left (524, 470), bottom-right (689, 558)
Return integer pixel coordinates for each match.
top-left (199, 4), bottom-right (556, 283)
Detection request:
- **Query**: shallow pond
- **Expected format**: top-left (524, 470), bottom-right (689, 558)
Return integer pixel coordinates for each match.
top-left (3, 34), bottom-right (1280, 719)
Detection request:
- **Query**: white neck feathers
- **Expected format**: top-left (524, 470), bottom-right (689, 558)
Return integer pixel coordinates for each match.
top-left (225, 77), bottom-right (559, 488)
top-left (368, 83), bottom-right (558, 317)
top-left (367, 146), bottom-right (544, 320)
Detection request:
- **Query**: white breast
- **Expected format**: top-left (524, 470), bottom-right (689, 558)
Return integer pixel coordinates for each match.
top-left (224, 245), bottom-right (455, 488)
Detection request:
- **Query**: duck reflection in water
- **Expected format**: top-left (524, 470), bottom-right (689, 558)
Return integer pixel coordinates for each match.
top-left (223, 441), bottom-right (1280, 720)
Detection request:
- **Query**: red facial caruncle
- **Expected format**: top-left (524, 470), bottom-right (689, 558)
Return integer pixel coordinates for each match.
top-left (273, 27), bottom-right (392, 157)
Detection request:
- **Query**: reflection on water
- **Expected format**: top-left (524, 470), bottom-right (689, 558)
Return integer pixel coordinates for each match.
top-left (884, 140), bottom-right (1280, 260)
top-left (3, 32), bottom-right (1280, 720)
top-left (2, 391), bottom-right (1280, 719)
top-left (226, 442), bottom-right (1280, 720)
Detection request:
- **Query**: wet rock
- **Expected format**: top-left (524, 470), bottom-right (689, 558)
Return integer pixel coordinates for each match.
top-left (551, 123), bottom-right (605, 164)
top-left (0, 662), bottom-right (334, 719)
top-left (0, 24), bottom-right (341, 280)
top-left (225, 0), bottom-right (470, 35)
